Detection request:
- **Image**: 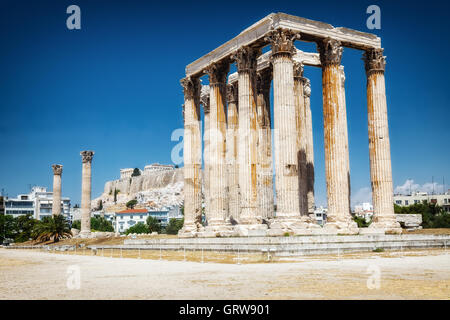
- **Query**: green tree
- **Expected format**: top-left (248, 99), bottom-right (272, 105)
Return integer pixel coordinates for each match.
top-left (165, 218), bottom-right (184, 235)
top-left (32, 215), bottom-right (72, 243)
top-left (0, 214), bottom-right (16, 244)
top-left (394, 202), bottom-right (450, 228)
top-left (131, 168), bottom-right (141, 177)
top-left (13, 214), bottom-right (39, 243)
top-left (353, 215), bottom-right (371, 228)
top-left (71, 220), bottom-right (81, 230)
top-left (125, 222), bottom-right (148, 235)
top-left (90, 216), bottom-right (114, 232)
top-left (146, 216), bottom-right (161, 233)
top-left (114, 188), bottom-right (119, 203)
top-left (126, 199), bottom-right (138, 209)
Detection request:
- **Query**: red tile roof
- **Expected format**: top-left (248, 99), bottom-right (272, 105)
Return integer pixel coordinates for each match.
top-left (116, 209), bottom-right (148, 214)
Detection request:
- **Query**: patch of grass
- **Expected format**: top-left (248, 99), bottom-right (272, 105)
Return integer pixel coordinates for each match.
top-left (372, 247), bottom-right (385, 253)
top-left (283, 232), bottom-right (290, 237)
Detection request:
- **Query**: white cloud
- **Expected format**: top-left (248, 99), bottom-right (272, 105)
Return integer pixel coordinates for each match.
top-left (351, 187), bottom-right (372, 208)
top-left (394, 179), bottom-right (445, 195)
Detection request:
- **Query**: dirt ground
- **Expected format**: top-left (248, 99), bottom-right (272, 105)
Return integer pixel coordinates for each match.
top-left (1, 248), bottom-right (449, 299)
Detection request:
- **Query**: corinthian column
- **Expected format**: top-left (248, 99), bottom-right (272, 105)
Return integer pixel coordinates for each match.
top-left (80, 150), bottom-right (94, 237)
top-left (338, 66), bottom-right (351, 211)
top-left (364, 48), bottom-right (402, 234)
top-left (293, 63), bottom-right (319, 231)
top-left (179, 77), bottom-right (202, 237)
top-left (51, 164), bottom-right (63, 216)
top-left (233, 46), bottom-right (261, 225)
top-left (317, 38), bottom-right (358, 234)
top-left (202, 93), bottom-right (211, 225)
top-left (303, 79), bottom-right (315, 216)
top-left (226, 82), bottom-right (240, 222)
top-left (256, 68), bottom-right (274, 220)
top-left (204, 60), bottom-right (232, 232)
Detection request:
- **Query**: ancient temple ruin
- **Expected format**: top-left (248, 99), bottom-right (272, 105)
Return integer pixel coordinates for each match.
top-left (179, 13), bottom-right (401, 237)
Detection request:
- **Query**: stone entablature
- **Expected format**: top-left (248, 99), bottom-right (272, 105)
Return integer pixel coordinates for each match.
top-left (120, 168), bottom-right (134, 180)
top-left (144, 163), bottom-right (175, 174)
top-left (186, 12), bottom-right (380, 77)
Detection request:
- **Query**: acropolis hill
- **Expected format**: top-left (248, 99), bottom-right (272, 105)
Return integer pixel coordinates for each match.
top-left (92, 165), bottom-right (184, 212)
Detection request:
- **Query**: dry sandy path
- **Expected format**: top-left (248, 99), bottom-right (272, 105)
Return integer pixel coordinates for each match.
top-left (0, 248), bottom-right (449, 299)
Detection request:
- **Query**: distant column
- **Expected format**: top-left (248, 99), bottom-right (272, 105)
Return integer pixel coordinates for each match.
top-left (317, 38), bottom-right (357, 234)
top-left (234, 46), bottom-right (260, 224)
top-left (80, 151), bottom-right (94, 237)
top-left (256, 68), bottom-right (274, 220)
top-left (226, 82), bottom-right (240, 222)
top-left (303, 78), bottom-right (315, 216)
top-left (338, 66), bottom-right (351, 212)
top-left (51, 164), bottom-right (63, 216)
top-left (202, 94), bottom-right (211, 224)
top-left (179, 77), bottom-right (202, 236)
top-left (363, 48), bottom-right (402, 234)
top-left (205, 61), bottom-right (230, 227)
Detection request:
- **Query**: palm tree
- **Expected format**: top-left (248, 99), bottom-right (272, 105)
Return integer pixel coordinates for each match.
top-left (33, 215), bottom-right (72, 243)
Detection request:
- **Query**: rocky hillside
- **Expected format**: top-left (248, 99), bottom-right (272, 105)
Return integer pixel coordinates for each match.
top-left (92, 168), bottom-right (184, 212)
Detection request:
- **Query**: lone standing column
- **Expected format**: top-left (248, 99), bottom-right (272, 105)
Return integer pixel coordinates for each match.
top-left (51, 164), bottom-right (63, 216)
top-left (303, 78), bottom-right (315, 216)
top-left (205, 61), bottom-right (231, 231)
top-left (80, 150), bottom-right (94, 237)
top-left (256, 68), bottom-right (274, 220)
top-left (226, 82), bottom-right (240, 222)
top-left (234, 46), bottom-right (261, 225)
top-left (317, 38), bottom-right (357, 234)
top-left (364, 48), bottom-right (402, 234)
top-left (179, 77), bottom-right (202, 236)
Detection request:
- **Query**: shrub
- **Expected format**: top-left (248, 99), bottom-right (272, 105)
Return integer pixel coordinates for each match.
top-left (146, 216), bottom-right (161, 233)
top-left (165, 218), bottom-right (184, 235)
top-left (125, 222), bottom-right (148, 235)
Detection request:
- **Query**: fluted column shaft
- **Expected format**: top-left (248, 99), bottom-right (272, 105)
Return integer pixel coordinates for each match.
top-left (303, 79), bottom-right (315, 215)
top-left (364, 49), bottom-right (401, 233)
top-left (234, 47), bottom-right (260, 224)
top-left (180, 78), bottom-right (202, 233)
top-left (256, 68), bottom-right (274, 220)
top-left (51, 165), bottom-right (63, 216)
top-left (226, 82), bottom-right (240, 221)
top-left (338, 66), bottom-right (351, 211)
top-left (317, 39), bottom-right (355, 231)
top-left (203, 98), bottom-right (211, 223)
top-left (293, 63), bottom-right (308, 217)
top-left (268, 32), bottom-right (300, 219)
top-left (80, 151), bottom-right (94, 235)
top-left (206, 61), bottom-right (230, 225)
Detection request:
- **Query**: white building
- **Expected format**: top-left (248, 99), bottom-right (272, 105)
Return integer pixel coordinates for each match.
top-left (114, 206), bottom-right (183, 233)
top-left (143, 163), bottom-right (175, 174)
top-left (354, 202), bottom-right (374, 221)
top-left (394, 191), bottom-right (450, 212)
top-left (4, 186), bottom-right (71, 220)
top-left (313, 206), bottom-right (327, 226)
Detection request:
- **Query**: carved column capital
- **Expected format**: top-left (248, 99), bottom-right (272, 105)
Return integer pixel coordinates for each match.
top-left (363, 48), bottom-right (386, 75)
top-left (256, 67), bottom-right (272, 94)
top-left (180, 77), bottom-right (201, 101)
top-left (265, 28), bottom-right (300, 57)
top-left (293, 62), bottom-right (304, 79)
top-left (80, 151), bottom-right (94, 163)
top-left (226, 82), bottom-right (238, 104)
top-left (303, 78), bottom-right (311, 97)
top-left (232, 46), bottom-right (260, 73)
top-left (205, 60), bottom-right (229, 86)
top-left (317, 38), bottom-right (343, 66)
top-left (52, 164), bottom-right (63, 175)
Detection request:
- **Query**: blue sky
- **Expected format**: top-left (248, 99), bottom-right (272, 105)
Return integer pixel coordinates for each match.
top-left (0, 0), bottom-right (448, 206)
